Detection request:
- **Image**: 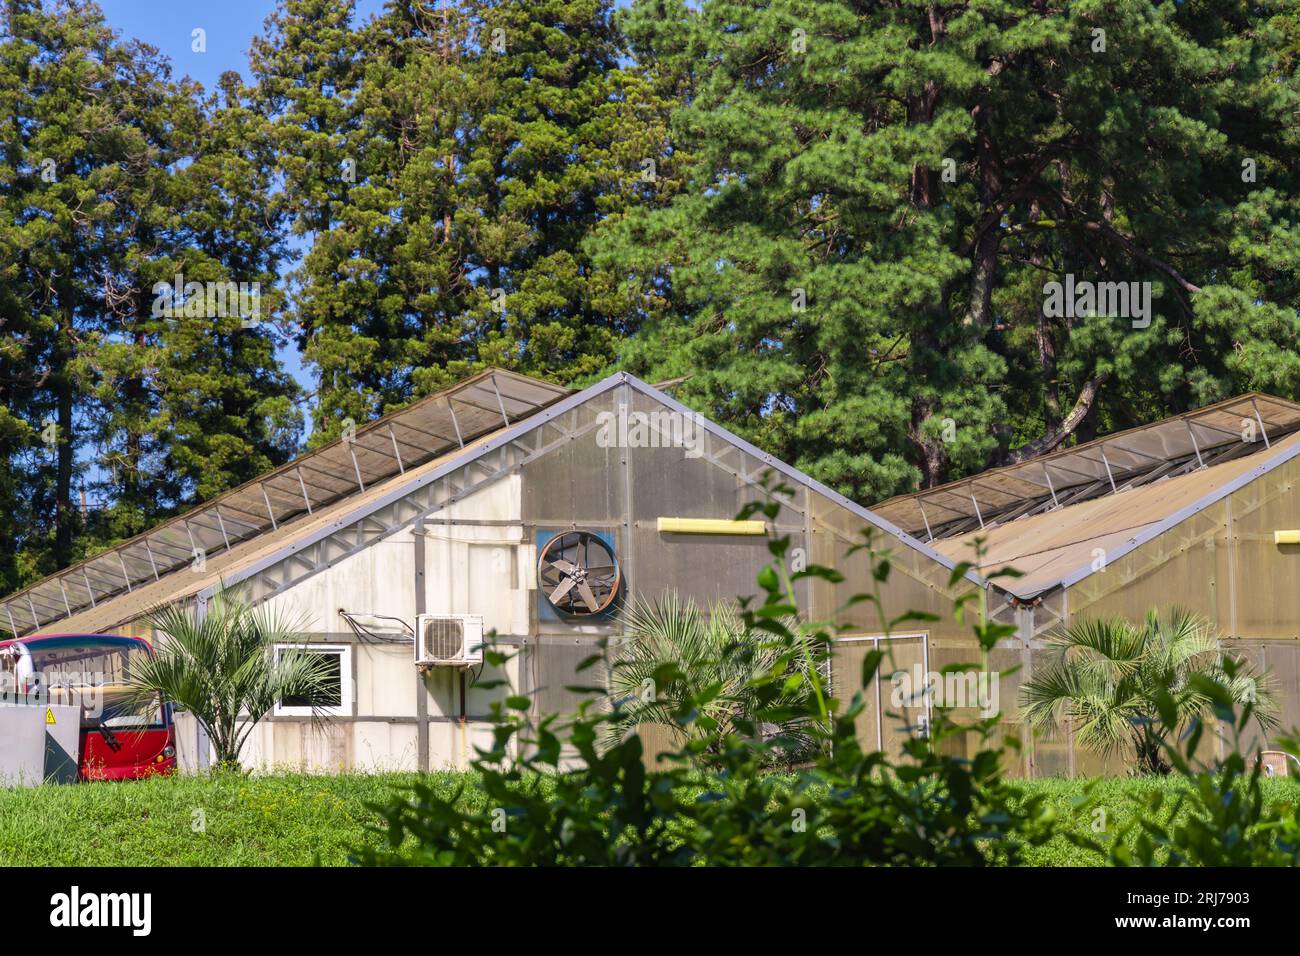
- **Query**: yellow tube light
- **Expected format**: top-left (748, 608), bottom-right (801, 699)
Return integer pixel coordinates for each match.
top-left (1275, 530), bottom-right (1300, 545)
top-left (657, 517), bottom-right (767, 536)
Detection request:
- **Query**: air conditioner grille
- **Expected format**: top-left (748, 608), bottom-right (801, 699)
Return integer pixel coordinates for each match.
top-left (422, 618), bottom-right (465, 661)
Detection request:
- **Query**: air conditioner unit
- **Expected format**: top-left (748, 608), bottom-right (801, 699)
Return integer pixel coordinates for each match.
top-left (415, 614), bottom-right (484, 666)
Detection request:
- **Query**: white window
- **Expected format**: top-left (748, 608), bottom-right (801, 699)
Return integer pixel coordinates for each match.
top-left (273, 644), bottom-right (352, 718)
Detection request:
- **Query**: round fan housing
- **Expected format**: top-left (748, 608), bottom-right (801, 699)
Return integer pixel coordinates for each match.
top-left (537, 531), bottom-right (621, 616)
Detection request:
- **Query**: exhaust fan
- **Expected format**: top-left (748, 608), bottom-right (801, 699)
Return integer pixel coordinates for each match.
top-left (537, 531), bottom-right (620, 616)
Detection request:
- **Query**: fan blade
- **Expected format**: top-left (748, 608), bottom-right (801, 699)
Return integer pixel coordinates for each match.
top-left (549, 558), bottom-right (578, 574)
top-left (549, 577), bottom-right (577, 604)
top-left (577, 581), bottom-right (601, 613)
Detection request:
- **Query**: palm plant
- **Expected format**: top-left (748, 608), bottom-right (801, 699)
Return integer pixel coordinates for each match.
top-left (124, 588), bottom-right (338, 770)
top-left (1020, 607), bottom-right (1278, 775)
top-left (605, 592), bottom-right (821, 763)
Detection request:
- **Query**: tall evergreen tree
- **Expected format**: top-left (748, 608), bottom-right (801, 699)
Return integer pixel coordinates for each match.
top-left (607, 0), bottom-right (1300, 502)
top-left (253, 0), bottom-right (676, 442)
top-left (0, 0), bottom-right (46, 591)
top-left (0, 0), bottom-right (300, 588)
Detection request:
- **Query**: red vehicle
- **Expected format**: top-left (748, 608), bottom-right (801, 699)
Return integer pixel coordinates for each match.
top-left (0, 633), bottom-right (176, 780)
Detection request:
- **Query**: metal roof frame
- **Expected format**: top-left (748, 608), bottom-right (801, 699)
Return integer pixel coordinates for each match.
top-left (872, 392), bottom-right (1300, 541)
top-left (939, 428), bottom-right (1300, 602)
top-left (0, 368), bottom-right (569, 637)
top-left (1053, 434), bottom-right (1300, 593)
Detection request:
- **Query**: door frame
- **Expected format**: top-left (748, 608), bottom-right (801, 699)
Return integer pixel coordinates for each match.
top-left (833, 632), bottom-right (930, 752)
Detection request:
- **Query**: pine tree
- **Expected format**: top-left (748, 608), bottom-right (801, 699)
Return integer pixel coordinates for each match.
top-left (250, 0), bottom-right (372, 438)
top-left (0, 0), bottom-right (45, 592)
top-left (465, 0), bottom-right (663, 387)
top-left (608, 0), bottom-right (1300, 501)
top-left (0, 0), bottom-right (162, 572)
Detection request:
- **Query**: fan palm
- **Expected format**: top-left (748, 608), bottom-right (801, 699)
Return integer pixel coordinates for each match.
top-left (605, 592), bottom-right (821, 763)
top-left (1020, 607), bottom-right (1278, 774)
top-left (123, 589), bottom-right (338, 769)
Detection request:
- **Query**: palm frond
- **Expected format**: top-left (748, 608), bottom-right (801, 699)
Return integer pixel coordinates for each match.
top-left (124, 586), bottom-right (331, 767)
top-left (1020, 607), bottom-right (1281, 773)
top-left (606, 592), bottom-right (820, 761)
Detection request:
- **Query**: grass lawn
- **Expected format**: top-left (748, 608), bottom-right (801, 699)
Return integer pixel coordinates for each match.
top-left (2, 771), bottom-right (1297, 866)
top-left (0, 771), bottom-right (461, 866)
top-left (1015, 776), bottom-right (1300, 865)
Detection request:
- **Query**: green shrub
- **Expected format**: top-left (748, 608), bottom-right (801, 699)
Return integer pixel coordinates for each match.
top-left (1098, 673), bottom-right (1300, 866)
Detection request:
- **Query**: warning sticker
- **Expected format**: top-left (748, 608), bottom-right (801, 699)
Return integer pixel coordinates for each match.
top-left (45, 707), bottom-right (56, 725)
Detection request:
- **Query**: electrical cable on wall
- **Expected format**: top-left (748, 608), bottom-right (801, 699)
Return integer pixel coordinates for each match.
top-left (338, 610), bottom-right (414, 644)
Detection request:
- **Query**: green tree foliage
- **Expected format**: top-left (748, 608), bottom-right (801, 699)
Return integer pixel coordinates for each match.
top-left (604, 0), bottom-right (1300, 502)
top-left (252, 0), bottom-right (678, 444)
top-left (0, 0), bottom-right (300, 591)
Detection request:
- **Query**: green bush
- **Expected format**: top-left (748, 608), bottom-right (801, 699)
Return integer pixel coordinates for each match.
top-left (1099, 675), bottom-right (1300, 866)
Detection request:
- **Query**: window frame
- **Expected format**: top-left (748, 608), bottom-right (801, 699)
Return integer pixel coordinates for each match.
top-left (272, 643), bottom-right (353, 718)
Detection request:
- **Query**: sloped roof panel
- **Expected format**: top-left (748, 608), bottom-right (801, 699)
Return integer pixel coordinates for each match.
top-left (0, 369), bottom-right (569, 637)
top-left (935, 428), bottom-right (1300, 597)
top-left (873, 392), bottom-right (1300, 540)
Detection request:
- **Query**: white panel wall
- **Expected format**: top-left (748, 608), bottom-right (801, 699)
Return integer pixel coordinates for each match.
top-left (263, 529), bottom-right (419, 636)
top-left (243, 473), bottom-right (527, 773)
